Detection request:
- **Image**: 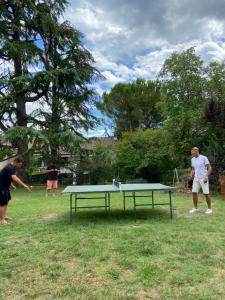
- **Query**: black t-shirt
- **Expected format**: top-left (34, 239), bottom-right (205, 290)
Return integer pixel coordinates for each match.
top-left (47, 165), bottom-right (59, 180)
top-left (0, 164), bottom-right (16, 189)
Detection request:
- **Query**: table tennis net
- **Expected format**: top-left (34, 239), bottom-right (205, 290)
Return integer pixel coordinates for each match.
top-left (113, 180), bottom-right (121, 188)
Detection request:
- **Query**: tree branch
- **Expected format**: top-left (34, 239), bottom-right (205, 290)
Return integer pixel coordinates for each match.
top-left (26, 93), bottom-right (46, 103)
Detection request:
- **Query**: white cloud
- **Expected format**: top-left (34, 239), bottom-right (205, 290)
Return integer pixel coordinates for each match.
top-left (79, 127), bottom-right (112, 138)
top-left (196, 41), bottom-right (225, 63)
top-left (64, 0), bottom-right (225, 97)
top-left (101, 70), bottom-right (124, 87)
top-left (2, 0), bottom-right (225, 138)
top-left (66, 0), bottom-right (225, 62)
top-left (92, 40), bottom-right (225, 93)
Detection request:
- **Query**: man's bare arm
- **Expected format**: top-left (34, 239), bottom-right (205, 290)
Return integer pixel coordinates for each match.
top-left (11, 175), bottom-right (32, 191)
top-left (205, 164), bottom-right (212, 177)
top-left (203, 164), bottom-right (212, 183)
top-left (11, 183), bottom-right (16, 190)
top-left (189, 167), bottom-right (195, 178)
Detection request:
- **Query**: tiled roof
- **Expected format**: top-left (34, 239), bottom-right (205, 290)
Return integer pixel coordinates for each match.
top-left (84, 137), bottom-right (118, 150)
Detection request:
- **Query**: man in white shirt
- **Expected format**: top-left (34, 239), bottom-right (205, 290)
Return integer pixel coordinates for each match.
top-left (189, 147), bottom-right (213, 214)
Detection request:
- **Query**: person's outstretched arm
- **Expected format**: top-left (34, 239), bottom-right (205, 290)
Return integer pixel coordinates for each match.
top-left (11, 175), bottom-right (32, 192)
top-left (11, 183), bottom-right (16, 190)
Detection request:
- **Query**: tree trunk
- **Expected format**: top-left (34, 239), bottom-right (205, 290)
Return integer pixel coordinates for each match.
top-left (219, 175), bottom-right (225, 200)
top-left (49, 85), bottom-right (61, 164)
top-left (13, 25), bottom-right (29, 179)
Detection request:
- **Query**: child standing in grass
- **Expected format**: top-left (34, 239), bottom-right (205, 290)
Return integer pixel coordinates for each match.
top-left (46, 163), bottom-right (60, 196)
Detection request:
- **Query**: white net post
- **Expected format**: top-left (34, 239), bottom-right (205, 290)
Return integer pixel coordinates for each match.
top-left (173, 168), bottom-right (180, 186)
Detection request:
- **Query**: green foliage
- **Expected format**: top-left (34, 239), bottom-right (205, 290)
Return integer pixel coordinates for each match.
top-left (97, 79), bottom-right (162, 137)
top-left (32, 8), bottom-right (100, 160)
top-left (0, 126), bottom-right (47, 175)
top-left (77, 143), bottom-right (117, 185)
top-left (53, 131), bottom-right (83, 154)
top-left (203, 62), bottom-right (225, 185)
top-left (159, 47), bottom-right (208, 166)
top-left (0, 0), bottom-right (99, 164)
top-left (3, 126), bottom-right (46, 147)
top-left (205, 62), bottom-right (225, 130)
top-left (41, 130), bottom-right (83, 165)
top-left (116, 128), bottom-right (174, 182)
top-left (0, 147), bottom-right (13, 161)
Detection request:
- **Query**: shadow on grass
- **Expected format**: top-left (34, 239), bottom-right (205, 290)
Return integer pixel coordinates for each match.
top-left (53, 208), bottom-right (173, 226)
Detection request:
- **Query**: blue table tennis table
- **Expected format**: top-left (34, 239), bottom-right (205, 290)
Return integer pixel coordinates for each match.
top-left (63, 183), bottom-right (177, 223)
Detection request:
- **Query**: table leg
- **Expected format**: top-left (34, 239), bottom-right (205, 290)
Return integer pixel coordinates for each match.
top-left (169, 190), bottom-right (173, 219)
top-left (108, 193), bottom-right (111, 218)
top-left (75, 194), bottom-right (77, 212)
top-left (70, 194), bottom-right (73, 224)
top-left (152, 191), bottom-right (154, 208)
top-left (105, 193), bottom-right (107, 212)
top-left (133, 192), bottom-right (137, 221)
top-left (123, 191), bottom-right (126, 210)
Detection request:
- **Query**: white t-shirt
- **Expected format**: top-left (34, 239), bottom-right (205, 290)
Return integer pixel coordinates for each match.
top-left (191, 155), bottom-right (209, 179)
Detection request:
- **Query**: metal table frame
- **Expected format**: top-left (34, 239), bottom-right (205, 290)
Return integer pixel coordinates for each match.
top-left (63, 184), bottom-right (176, 223)
top-left (69, 192), bottom-right (112, 222)
top-left (122, 190), bottom-right (173, 220)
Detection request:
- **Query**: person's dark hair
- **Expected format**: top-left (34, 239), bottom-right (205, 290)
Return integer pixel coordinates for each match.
top-left (192, 147), bottom-right (200, 152)
top-left (14, 157), bottom-right (24, 164)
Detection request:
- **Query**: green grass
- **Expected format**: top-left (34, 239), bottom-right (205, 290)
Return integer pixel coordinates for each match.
top-left (1, 187), bottom-right (225, 300)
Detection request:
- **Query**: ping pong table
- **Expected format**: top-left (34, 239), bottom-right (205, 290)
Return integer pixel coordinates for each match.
top-left (63, 183), bottom-right (176, 223)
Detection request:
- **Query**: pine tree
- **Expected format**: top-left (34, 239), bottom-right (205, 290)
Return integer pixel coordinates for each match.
top-left (0, 0), bottom-right (42, 159)
top-left (31, 2), bottom-right (99, 161)
top-left (0, 0), bottom-right (99, 167)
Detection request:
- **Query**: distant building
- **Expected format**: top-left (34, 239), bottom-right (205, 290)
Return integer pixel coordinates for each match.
top-left (83, 136), bottom-right (118, 150)
top-left (0, 137), bottom-right (118, 184)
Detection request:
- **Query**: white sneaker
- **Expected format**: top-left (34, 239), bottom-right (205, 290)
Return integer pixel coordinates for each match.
top-left (189, 208), bottom-right (199, 214)
top-left (205, 209), bottom-right (212, 214)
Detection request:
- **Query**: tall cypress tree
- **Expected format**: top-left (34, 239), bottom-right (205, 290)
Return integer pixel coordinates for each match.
top-left (0, 0), bottom-right (99, 167)
top-left (31, 2), bottom-right (99, 162)
top-left (0, 0), bottom-right (42, 160)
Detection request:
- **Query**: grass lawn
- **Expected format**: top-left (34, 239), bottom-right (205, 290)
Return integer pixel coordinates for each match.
top-left (1, 187), bottom-right (225, 300)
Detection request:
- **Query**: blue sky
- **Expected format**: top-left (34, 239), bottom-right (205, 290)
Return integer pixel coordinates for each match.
top-left (63, 0), bottom-right (225, 137)
top-left (1, 1), bottom-right (225, 137)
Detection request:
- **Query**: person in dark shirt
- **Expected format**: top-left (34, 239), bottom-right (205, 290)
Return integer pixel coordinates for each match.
top-left (46, 163), bottom-right (60, 196)
top-left (0, 157), bottom-right (32, 224)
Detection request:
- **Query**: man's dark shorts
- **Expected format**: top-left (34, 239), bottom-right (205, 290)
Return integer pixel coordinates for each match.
top-left (0, 189), bottom-right (11, 206)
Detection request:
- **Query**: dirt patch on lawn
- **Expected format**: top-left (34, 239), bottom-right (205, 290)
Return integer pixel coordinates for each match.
top-left (137, 288), bottom-right (163, 300)
top-left (42, 213), bottom-right (59, 221)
